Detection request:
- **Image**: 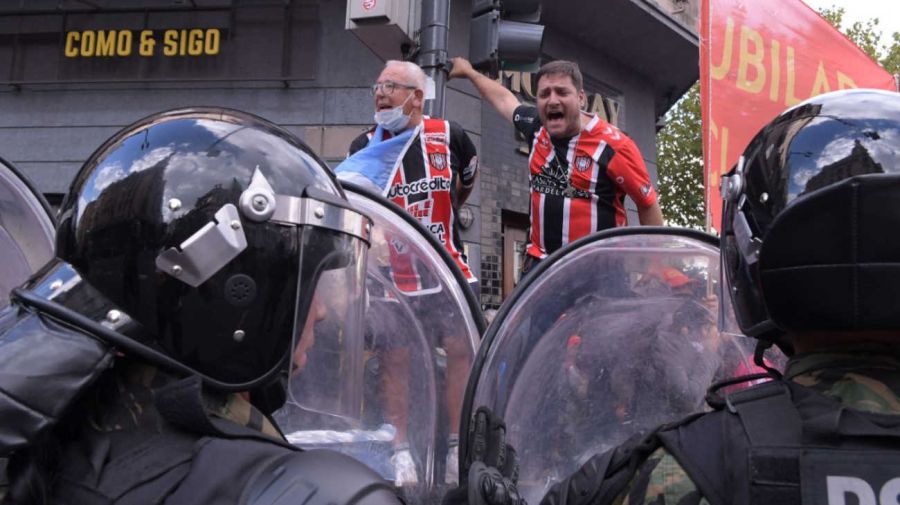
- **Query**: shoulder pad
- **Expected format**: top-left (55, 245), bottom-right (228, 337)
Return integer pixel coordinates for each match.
top-left (0, 309), bottom-right (113, 456)
top-left (240, 449), bottom-right (403, 505)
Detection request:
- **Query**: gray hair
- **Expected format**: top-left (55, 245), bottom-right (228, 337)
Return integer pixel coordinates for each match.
top-left (384, 60), bottom-right (427, 91)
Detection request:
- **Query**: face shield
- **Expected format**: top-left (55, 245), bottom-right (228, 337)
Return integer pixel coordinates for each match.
top-left (287, 226), bottom-right (369, 423)
top-left (718, 243), bottom-right (746, 338)
top-left (273, 182), bottom-right (483, 500)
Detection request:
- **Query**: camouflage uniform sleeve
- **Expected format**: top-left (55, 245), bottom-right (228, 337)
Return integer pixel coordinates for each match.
top-left (209, 393), bottom-right (284, 440)
top-left (617, 448), bottom-right (708, 505)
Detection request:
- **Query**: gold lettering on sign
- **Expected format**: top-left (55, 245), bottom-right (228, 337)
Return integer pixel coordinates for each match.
top-left (117, 31), bottom-right (133, 56)
top-left (736, 25), bottom-right (765, 94)
top-left (163, 30), bottom-right (178, 56)
top-left (205, 29), bottom-right (220, 55)
top-left (62, 29), bottom-right (221, 58)
top-left (96, 30), bottom-right (116, 56)
top-left (139, 30), bottom-right (156, 56)
top-left (587, 95), bottom-right (607, 121)
top-left (188, 29), bottom-right (204, 56)
top-left (64, 32), bottom-right (80, 57)
top-left (80, 31), bottom-right (96, 57)
top-left (506, 71), bottom-right (522, 94)
top-left (709, 18), bottom-right (863, 107)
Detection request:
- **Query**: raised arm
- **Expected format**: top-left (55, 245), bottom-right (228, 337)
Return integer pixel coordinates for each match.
top-left (449, 57), bottom-right (521, 123)
top-left (638, 201), bottom-right (664, 226)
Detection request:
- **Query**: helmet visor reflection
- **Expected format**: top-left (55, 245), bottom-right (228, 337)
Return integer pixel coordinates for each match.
top-left (287, 227), bottom-right (368, 423)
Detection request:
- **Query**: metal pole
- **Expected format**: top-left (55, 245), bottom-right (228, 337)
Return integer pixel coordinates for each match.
top-left (418, 0), bottom-right (451, 118)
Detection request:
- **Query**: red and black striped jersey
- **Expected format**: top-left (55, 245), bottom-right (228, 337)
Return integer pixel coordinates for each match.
top-left (350, 119), bottom-right (478, 284)
top-left (513, 105), bottom-right (657, 259)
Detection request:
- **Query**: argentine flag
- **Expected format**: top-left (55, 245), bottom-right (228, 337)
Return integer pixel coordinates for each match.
top-left (335, 125), bottom-right (416, 194)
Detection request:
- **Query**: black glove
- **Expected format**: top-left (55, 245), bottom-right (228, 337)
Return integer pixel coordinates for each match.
top-left (442, 407), bottom-right (526, 505)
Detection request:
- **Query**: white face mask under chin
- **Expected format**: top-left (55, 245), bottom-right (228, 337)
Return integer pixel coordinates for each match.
top-left (374, 92), bottom-right (415, 133)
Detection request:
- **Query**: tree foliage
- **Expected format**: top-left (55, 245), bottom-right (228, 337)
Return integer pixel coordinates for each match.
top-left (656, 7), bottom-right (899, 228)
top-left (819, 6), bottom-right (900, 74)
top-left (656, 83), bottom-right (704, 228)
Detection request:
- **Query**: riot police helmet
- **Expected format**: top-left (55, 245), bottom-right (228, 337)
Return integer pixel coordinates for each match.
top-left (720, 88), bottom-right (900, 352)
top-left (42, 107), bottom-right (371, 393)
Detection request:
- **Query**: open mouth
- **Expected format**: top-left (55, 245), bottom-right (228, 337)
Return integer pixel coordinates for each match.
top-left (377, 103), bottom-right (393, 111)
top-left (547, 111), bottom-right (565, 122)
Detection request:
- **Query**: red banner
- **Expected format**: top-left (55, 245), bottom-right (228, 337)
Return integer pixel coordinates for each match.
top-left (700, 0), bottom-right (897, 232)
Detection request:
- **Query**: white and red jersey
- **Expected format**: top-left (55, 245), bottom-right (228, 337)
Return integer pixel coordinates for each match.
top-left (380, 230), bottom-right (442, 295)
top-left (350, 119), bottom-right (477, 286)
top-left (514, 106), bottom-right (657, 259)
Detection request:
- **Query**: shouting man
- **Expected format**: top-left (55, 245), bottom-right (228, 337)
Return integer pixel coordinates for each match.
top-left (449, 58), bottom-right (663, 275)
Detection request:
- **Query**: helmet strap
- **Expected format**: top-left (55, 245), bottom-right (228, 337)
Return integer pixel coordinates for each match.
top-left (753, 339), bottom-right (783, 379)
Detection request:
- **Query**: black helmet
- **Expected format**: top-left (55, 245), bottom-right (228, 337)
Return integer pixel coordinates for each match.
top-left (720, 89), bottom-right (900, 352)
top-left (46, 108), bottom-right (371, 391)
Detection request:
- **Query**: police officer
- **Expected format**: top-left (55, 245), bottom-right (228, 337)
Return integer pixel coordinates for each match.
top-left (452, 88), bottom-right (900, 505)
top-left (0, 108), bottom-right (402, 505)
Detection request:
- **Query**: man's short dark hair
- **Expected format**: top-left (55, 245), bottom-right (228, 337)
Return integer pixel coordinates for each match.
top-left (535, 60), bottom-right (584, 91)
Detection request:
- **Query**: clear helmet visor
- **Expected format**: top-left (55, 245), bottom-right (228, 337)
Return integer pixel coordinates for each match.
top-left (274, 183), bottom-right (482, 502)
top-left (718, 241), bottom-right (788, 368)
top-left (286, 227), bottom-right (368, 423)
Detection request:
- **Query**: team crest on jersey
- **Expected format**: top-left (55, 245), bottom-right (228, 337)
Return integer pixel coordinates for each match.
top-left (575, 155), bottom-right (593, 173)
top-left (429, 153), bottom-right (448, 172)
top-left (390, 236), bottom-right (408, 255)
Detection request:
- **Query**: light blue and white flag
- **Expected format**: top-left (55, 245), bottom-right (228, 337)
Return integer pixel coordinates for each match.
top-left (335, 125), bottom-right (417, 194)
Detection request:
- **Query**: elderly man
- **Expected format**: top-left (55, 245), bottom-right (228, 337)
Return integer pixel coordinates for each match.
top-left (346, 60), bottom-right (479, 288)
top-left (343, 60), bottom-right (477, 487)
top-left (449, 58), bottom-right (663, 275)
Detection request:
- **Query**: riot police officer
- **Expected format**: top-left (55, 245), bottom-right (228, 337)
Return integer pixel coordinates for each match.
top-left (0, 108), bottom-right (402, 505)
top-left (453, 88), bottom-right (900, 505)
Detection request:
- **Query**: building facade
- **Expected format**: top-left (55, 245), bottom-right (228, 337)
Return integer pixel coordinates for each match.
top-left (0, 0), bottom-right (698, 309)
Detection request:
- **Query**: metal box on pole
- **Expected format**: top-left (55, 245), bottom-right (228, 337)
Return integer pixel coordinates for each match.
top-left (345, 0), bottom-right (420, 61)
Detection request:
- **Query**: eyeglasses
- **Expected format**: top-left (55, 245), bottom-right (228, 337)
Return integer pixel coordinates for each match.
top-left (371, 81), bottom-right (417, 96)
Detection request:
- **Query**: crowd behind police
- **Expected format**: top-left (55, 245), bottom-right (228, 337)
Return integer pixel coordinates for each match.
top-left (0, 49), bottom-right (899, 505)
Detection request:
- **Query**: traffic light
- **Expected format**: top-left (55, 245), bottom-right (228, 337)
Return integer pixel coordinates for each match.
top-left (469, 0), bottom-right (544, 76)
